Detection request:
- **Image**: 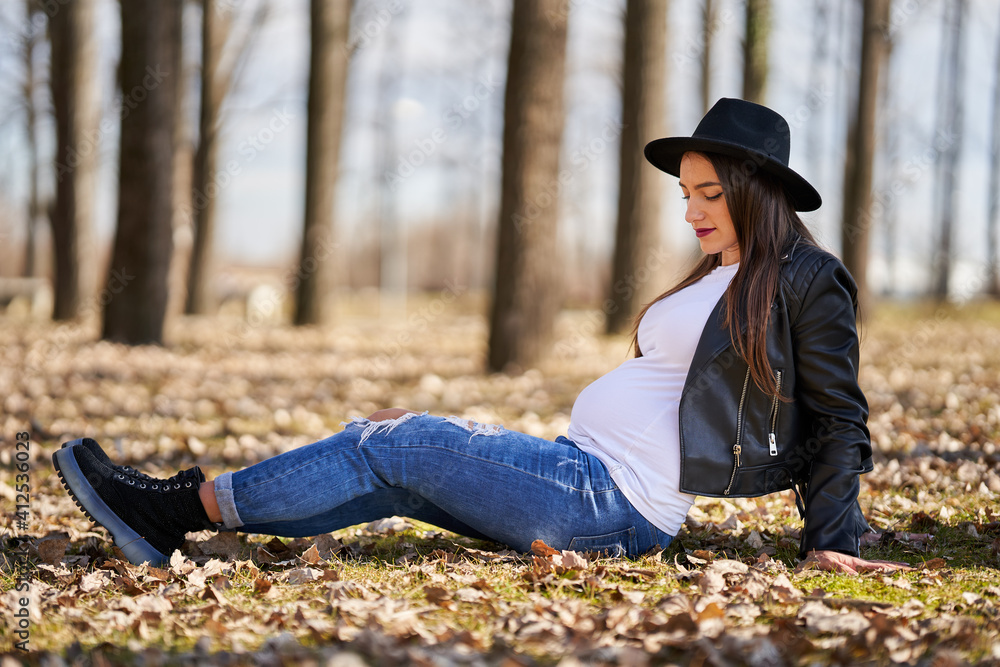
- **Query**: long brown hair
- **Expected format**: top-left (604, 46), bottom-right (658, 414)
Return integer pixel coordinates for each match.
top-left (631, 152), bottom-right (819, 398)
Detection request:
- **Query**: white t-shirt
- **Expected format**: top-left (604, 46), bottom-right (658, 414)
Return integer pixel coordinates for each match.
top-left (567, 262), bottom-right (740, 535)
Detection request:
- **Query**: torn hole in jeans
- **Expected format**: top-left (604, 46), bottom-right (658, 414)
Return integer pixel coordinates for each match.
top-left (343, 411), bottom-right (428, 444)
top-left (443, 416), bottom-right (506, 438)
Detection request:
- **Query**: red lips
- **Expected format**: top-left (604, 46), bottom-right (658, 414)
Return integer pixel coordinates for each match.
top-left (695, 228), bottom-right (714, 238)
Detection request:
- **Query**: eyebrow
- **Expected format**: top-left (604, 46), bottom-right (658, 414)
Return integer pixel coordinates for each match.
top-left (678, 180), bottom-right (722, 189)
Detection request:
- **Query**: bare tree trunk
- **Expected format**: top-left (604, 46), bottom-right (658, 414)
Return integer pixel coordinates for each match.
top-left (840, 0), bottom-right (890, 312)
top-left (932, 0), bottom-right (966, 301)
top-left (879, 32), bottom-right (900, 297)
top-left (183, 2), bottom-right (268, 315)
top-left (21, 0), bottom-right (43, 278)
top-left (49, 0), bottom-right (98, 319)
top-left (830, 0), bottom-right (853, 200)
top-left (605, 0), bottom-right (667, 335)
top-left (374, 9), bottom-right (406, 318)
top-left (742, 0), bottom-right (769, 103)
top-left (294, 0), bottom-right (352, 326)
top-left (985, 3), bottom-right (1000, 297)
top-left (185, 0), bottom-right (230, 315)
top-left (167, 2), bottom-right (195, 322)
top-left (805, 0), bottom-right (830, 193)
top-left (487, 0), bottom-right (569, 373)
top-left (700, 0), bottom-right (716, 114)
top-left (102, 0), bottom-right (182, 344)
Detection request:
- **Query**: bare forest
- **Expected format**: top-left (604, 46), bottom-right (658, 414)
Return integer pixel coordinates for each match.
top-left (1, 0), bottom-right (1000, 664)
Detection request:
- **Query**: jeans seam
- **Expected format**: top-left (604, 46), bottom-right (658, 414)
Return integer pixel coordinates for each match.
top-left (360, 443), bottom-right (621, 495)
top-left (232, 447), bottom-right (616, 495)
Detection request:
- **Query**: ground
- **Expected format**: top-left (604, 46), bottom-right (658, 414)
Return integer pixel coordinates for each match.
top-left (1, 296), bottom-right (999, 665)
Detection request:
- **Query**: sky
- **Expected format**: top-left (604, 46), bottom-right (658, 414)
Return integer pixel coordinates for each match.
top-left (0, 0), bottom-right (998, 298)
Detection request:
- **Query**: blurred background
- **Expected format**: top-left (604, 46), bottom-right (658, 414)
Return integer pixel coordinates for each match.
top-left (0, 0), bottom-right (998, 371)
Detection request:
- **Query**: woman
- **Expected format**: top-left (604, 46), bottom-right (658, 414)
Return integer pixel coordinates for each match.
top-left (53, 98), bottom-right (909, 575)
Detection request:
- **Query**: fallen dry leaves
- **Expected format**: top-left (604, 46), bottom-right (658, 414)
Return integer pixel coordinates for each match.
top-left (1, 303), bottom-right (1000, 664)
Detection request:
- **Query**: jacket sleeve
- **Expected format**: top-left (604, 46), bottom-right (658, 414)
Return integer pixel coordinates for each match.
top-left (790, 257), bottom-right (874, 557)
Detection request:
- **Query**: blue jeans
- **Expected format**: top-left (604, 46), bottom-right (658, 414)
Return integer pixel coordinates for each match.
top-left (213, 414), bottom-right (673, 557)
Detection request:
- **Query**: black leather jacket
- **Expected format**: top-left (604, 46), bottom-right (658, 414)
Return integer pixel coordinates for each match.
top-left (677, 241), bottom-right (874, 557)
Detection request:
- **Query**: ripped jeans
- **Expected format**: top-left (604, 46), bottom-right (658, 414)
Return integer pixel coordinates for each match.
top-left (213, 413), bottom-right (673, 557)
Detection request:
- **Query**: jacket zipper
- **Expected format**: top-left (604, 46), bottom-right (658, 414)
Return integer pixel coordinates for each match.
top-left (768, 370), bottom-right (783, 456)
top-left (724, 368), bottom-right (752, 495)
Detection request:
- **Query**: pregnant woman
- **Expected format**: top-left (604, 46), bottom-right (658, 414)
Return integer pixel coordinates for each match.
top-left (53, 98), bottom-right (909, 575)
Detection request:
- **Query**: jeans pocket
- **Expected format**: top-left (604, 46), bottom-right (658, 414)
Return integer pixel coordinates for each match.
top-left (567, 526), bottom-right (637, 557)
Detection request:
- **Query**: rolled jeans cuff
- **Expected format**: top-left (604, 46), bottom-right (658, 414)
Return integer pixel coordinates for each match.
top-left (214, 471), bottom-right (244, 529)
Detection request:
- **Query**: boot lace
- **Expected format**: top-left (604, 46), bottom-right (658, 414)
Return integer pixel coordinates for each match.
top-left (113, 466), bottom-right (204, 492)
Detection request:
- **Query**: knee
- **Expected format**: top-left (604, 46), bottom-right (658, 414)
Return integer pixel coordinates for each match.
top-left (367, 408), bottom-right (419, 422)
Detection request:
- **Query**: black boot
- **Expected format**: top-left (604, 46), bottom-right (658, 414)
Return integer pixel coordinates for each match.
top-left (61, 438), bottom-right (195, 487)
top-left (53, 442), bottom-right (216, 566)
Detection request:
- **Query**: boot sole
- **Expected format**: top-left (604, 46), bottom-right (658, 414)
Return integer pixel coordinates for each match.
top-left (52, 445), bottom-right (171, 566)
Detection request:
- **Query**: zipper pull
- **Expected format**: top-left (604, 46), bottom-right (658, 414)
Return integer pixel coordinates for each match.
top-left (768, 432), bottom-right (777, 456)
top-left (724, 444), bottom-right (742, 496)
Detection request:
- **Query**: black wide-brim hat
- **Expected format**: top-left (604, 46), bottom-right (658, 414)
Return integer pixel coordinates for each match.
top-left (644, 97), bottom-right (822, 212)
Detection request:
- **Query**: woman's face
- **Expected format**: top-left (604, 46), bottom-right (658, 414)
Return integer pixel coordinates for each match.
top-left (679, 153), bottom-right (740, 266)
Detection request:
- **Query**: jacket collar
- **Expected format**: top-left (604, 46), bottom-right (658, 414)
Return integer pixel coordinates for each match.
top-left (686, 244), bottom-right (797, 381)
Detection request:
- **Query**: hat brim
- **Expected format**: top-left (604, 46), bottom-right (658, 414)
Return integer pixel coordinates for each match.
top-left (644, 137), bottom-right (822, 212)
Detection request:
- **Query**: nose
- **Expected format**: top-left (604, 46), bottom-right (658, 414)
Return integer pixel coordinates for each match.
top-left (685, 198), bottom-right (704, 225)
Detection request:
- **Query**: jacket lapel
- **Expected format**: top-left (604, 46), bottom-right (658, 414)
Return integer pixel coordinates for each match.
top-left (686, 293), bottom-right (736, 380)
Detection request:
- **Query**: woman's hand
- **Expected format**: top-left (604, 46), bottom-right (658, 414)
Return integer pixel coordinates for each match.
top-left (798, 549), bottom-right (913, 575)
top-left (797, 531), bottom-right (934, 574)
top-left (366, 408), bottom-right (419, 422)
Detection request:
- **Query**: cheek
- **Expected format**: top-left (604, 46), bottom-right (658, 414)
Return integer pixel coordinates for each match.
top-left (717, 211), bottom-right (736, 239)
top-left (709, 208), bottom-right (732, 232)
top-left (722, 220), bottom-right (737, 240)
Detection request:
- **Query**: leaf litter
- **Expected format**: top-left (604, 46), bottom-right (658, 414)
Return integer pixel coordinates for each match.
top-left (2, 306), bottom-right (1000, 664)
